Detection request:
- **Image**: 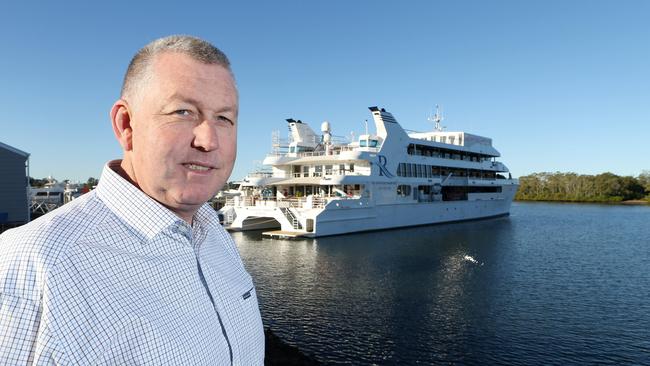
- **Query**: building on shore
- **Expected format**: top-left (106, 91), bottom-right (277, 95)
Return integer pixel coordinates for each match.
top-left (0, 141), bottom-right (30, 225)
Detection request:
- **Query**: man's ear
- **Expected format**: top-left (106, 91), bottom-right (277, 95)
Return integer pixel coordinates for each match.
top-left (110, 99), bottom-right (134, 151)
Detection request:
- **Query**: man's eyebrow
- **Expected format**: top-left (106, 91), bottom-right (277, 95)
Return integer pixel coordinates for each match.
top-left (164, 93), bottom-right (237, 116)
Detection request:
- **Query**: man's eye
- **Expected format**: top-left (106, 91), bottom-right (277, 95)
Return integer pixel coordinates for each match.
top-left (174, 109), bottom-right (192, 116)
top-left (217, 115), bottom-right (234, 125)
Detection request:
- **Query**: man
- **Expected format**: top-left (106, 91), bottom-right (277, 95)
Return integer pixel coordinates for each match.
top-left (0, 35), bottom-right (264, 365)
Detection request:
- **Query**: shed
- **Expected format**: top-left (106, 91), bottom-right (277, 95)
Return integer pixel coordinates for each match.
top-left (0, 141), bottom-right (30, 224)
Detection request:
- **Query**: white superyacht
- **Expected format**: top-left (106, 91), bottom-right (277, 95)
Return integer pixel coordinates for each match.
top-left (219, 106), bottom-right (518, 237)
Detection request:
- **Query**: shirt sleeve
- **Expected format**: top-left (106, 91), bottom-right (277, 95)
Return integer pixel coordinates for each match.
top-left (0, 293), bottom-right (41, 365)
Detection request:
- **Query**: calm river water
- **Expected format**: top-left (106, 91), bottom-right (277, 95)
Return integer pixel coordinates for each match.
top-left (234, 202), bottom-right (650, 365)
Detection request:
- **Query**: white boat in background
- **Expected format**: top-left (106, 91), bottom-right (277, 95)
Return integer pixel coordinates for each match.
top-left (30, 177), bottom-right (84, 216)
top-left (219, 106), bottom-right (519, 237)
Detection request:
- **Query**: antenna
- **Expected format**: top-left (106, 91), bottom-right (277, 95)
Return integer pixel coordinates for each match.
top-left (271, 130), bottom-right (280, 155)
top-left (428, 104), bottom-right (445, 131)
top-left (364, 119), bottom-right (369, 135)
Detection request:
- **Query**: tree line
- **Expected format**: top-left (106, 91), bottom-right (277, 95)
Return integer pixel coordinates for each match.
top-left (515, 171), bottom-right (650, 202)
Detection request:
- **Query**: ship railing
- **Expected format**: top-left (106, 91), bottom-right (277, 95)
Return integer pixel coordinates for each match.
top-left (311, 196), bottom-right (327, 208)
top-left (266, 145), bottom-right (359, 159)
top-left (297, 151), bottom-right (339, 157)
top-left (292, 170), bottom-right (351, 178)
top-left (226, 195), bottom-right (328, 209)
top-left (277, 197), bottom-right (327, 209)
top-left (295, 146), bottom-right (358, 157)
top-left (247, 172), bottom-right (273, 178)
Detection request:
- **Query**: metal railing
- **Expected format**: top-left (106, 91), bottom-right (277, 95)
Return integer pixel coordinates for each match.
top-left (265, 145), bottom-right (358, 159)
top-left (292, 169), bottom-right (353, 178)
top-left (224, 196), bottom-right (327, 209)
top-left (246, 172), bottom-right (273, 178)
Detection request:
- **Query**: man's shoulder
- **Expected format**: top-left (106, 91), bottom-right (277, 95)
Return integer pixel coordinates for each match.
top-left (0, 192), bottom-right (109, 298)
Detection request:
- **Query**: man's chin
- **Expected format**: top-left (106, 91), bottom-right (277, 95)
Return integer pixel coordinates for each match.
top-left (175, 191), bottom-right (215, 207)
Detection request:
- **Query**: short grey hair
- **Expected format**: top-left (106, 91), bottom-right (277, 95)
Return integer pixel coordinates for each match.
top-left (120, 35), bottom-right (232, 100)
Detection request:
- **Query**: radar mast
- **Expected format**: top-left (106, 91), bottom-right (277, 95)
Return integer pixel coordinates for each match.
top-left (428, 104), bottom-right (445, 131)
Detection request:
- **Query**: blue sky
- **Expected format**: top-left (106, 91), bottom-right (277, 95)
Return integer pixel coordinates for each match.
top-left (1, 1), bottom-right (648, 182)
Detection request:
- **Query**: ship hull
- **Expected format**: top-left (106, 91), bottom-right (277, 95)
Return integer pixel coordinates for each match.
top-left (222, 184), bottom-right (517, 237)
top-left (311, 195), bottom-right (514, 237)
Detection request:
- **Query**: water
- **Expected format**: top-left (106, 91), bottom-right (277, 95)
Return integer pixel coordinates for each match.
top-left (235, 202), bottom-right (650, 365)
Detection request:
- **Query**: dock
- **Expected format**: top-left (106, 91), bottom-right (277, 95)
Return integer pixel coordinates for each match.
top-left (262, 230), bottom-right (308, 239)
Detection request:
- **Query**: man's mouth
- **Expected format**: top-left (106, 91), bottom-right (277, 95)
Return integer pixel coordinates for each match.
top-left (183, 163), bottom-right (212, 171)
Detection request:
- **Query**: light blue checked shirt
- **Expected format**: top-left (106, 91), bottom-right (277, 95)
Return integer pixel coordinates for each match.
top-left (0, 161), bottom-right (264, 365)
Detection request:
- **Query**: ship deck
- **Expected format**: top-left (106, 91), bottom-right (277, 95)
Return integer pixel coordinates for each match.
top-left (262, 230), bottom-right (308, 239)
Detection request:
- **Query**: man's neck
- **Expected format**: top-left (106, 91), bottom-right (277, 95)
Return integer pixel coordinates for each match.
top-left (108, 159), bottom-right (196, 224)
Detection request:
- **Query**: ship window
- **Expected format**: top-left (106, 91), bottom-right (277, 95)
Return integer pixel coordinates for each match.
top-left (349, 164), bottom-right (355, 172)
top-left (314, 165), bottom-right (323, 177)
top-left (325, 165), bottom-right (333, 175)
top-left (397, 185), bottom-right (411, 197)
top-left (289, 146), bottom-right (295, 153)
top-left (339, 164), bottom-right (345, 174)
top-left (302, 166), bottom-right (309, 177)
top-left (360, 139), bottom-right (378, 147)
top-left (417, 164), bottom-right (423, 178)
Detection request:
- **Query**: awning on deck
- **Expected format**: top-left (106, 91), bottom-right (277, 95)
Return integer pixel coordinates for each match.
top-left (268, 177), bottom-right (325, 186)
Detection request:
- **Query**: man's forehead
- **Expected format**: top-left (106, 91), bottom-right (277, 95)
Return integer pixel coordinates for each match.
top-left (148, 53), bottom-right (238, 105)
top-left (152, 52), bottom-right (233, 79)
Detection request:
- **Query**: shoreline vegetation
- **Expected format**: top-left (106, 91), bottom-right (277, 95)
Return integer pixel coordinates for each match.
top-left (515, 171), bottom-right (650, 204)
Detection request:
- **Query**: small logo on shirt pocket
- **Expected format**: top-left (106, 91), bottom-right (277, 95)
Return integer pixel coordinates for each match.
top-left (242, 287), bottom-right (254, 300)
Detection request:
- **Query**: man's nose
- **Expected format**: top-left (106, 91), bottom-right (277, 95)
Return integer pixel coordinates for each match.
top-left (191, 120), bottom-right (219, 152)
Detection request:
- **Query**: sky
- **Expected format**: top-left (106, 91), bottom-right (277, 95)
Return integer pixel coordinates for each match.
top-left (1, 1), bottom-right (649, 182)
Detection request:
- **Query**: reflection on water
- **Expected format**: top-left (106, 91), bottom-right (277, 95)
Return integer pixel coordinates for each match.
top-left (235, 203), bottom-right (650, 364)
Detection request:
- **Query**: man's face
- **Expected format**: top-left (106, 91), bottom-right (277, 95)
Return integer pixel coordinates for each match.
top-left (126, 52), bottom-right (238, 218)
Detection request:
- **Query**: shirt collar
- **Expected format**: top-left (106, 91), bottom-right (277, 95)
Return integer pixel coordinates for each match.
top-left (96, 160), bottom-right (188, 241)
